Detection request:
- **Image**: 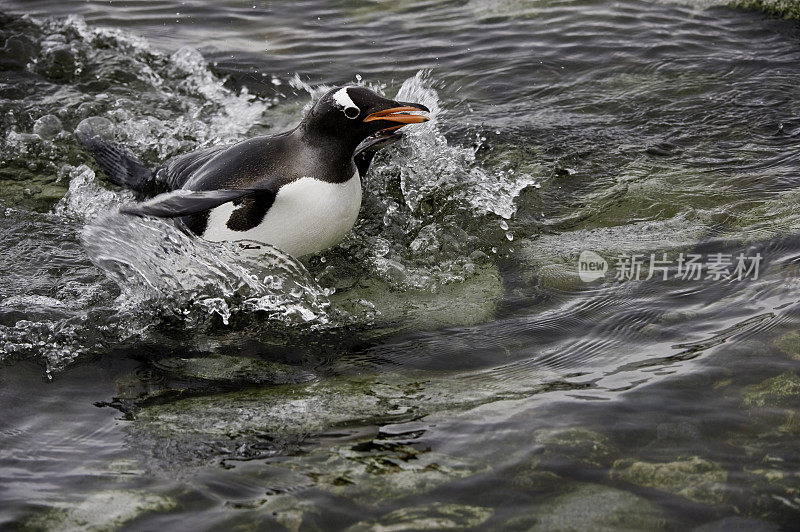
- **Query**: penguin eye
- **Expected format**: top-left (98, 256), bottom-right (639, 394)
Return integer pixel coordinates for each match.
top-left (343, 106), bottom-right (360, 119)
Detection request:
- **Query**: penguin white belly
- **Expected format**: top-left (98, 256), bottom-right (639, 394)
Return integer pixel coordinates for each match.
top-left (202, 173), bottom-right (362, 258)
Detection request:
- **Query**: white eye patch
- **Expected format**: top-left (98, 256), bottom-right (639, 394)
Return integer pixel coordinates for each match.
top-left (332, 87), bottom-right (360, 119)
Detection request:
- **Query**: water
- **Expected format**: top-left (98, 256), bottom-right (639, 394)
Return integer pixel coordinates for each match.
top-left (2, 0), bottom-right (800, 529)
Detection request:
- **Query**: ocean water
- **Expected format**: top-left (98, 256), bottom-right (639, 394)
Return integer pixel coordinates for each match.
top-left (1, 0), bottom-right (800, 529)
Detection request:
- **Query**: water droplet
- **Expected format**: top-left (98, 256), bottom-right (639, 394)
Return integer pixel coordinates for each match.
top-left (499, 220), bottom-right (508, 230)
top-left (506, 231), bottom-right (514, 241)
top-left (355, 74), bottom-right (362, 82)
top-left (33, 114), bottom-right (62, 139)
top-left (319, 256), bottom-right (326, 263)
top-left (491, 247), bottom-right (498, 254)
top-left (374, 238), bottom-right (390, 257)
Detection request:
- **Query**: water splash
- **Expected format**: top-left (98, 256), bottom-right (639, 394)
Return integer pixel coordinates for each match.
top-left (393, 70), bottom-right (541, 219)
top-left (0, 163), bottom-right (336, 375)
top-left (306, 71), bottom-right (540, 292)
top-left (82, 216), bottom-right (333, 327)
top-left (25, 14), bottom-right (273, 158)
top-left (54, 164), bottom-right (133, 220)
top-left (56, 165), bottom-right (335, 327)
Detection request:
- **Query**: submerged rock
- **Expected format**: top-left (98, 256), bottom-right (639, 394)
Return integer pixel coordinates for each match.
top-left (111, 355), bottom-right (315, 412)
top-left (611, 456), bottom-right (727, 504)
top-left (643, 421), bottom-right (709, 460)
top-left (74, 116), bottom-right (114, 140)
top-left (718, 372), bottom-right (800, 522)
top-left (35, 45), bottom-right (77, 80)
top-left (735, 465), bottom-right (800, 525)
top-left (505, 483), bottom-right (668, 531)
top-left (135, 378), bottom-right (401, 437)
top-left (294, 443), bottom-right (480, 507)
top-left (133, 363), bottom-right (560, 442)
top-left (32, 114), bottom-right (63, 139)
top-left (346, 503), bottom-right (493, 531)
top-left (258, 494), bottom-right (323, 532)
top-left (774, 331), bottom-right (800, 361)
top-left (692, 516), bottom-right (779, 532)
top-left (742, 372), bottom-right (800, 408)
top-left (312, 440), bottom-right (486, 506)
top-left (0, 35), bottom-right (36, 70)
top-left (152, 355), bottom-right (316, 385)
top-left (527, 262), bottom-right (585, 291)
top-left (737, 372), bottom-right (800, 435)
top-left (23, 490), bottom-right (176, 531)
top-left (512, 470), bottom-right (569, 495)
top-left (330, 262), bottom-right (504, 329)
top-left (527, 427), bottom-right (619, 471)
top-left (730, 0), bottom-right (800, 20)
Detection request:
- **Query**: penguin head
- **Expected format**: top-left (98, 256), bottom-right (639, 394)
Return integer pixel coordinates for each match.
top-left (300, 86), bottom-right (429, 151)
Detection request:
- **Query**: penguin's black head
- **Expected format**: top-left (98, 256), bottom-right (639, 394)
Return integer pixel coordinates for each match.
top-left (300, 86), bottom-right (429, 152)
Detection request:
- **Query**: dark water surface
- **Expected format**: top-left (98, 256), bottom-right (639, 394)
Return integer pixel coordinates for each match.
top-left (2, 0), bottom-right (800, 529)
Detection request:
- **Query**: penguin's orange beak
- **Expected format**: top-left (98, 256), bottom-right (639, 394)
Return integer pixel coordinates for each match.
top-left (363, 106), bottom-right (430, 125)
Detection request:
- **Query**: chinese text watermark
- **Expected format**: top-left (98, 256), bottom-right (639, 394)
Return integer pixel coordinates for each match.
top-left (578, 251), bottom-right (762, 283)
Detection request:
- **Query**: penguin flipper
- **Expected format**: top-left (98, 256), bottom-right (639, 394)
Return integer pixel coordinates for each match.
top-left (120, 188), bottom-right (274, 218)
top-left (156, 145), bottom-right (229, 191)
top-left (77, 132), bottom-right (155, 193)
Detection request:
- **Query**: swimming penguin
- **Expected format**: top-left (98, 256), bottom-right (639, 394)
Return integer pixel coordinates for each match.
top-left (78, 86), bottom-right (429, 257)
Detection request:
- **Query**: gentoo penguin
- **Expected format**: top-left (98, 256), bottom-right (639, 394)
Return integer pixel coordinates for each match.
top-left (78, 86), bottom-right (429, 257)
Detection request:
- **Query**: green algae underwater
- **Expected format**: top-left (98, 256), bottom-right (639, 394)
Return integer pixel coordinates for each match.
top-left (2, 0), bottom-right (800, 530)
